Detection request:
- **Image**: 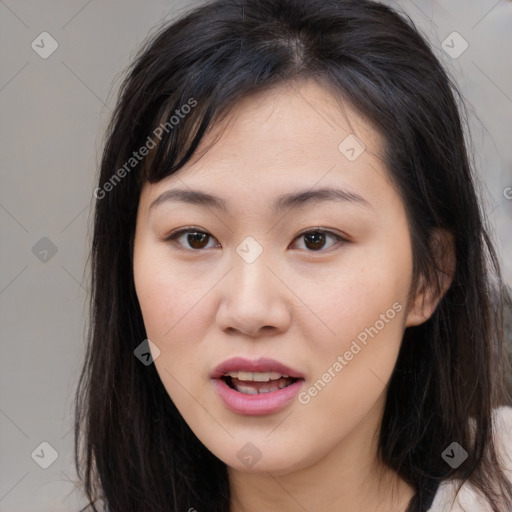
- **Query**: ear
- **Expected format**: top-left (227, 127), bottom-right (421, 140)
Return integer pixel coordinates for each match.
top-left (405, 229), bottom-right (456, 327)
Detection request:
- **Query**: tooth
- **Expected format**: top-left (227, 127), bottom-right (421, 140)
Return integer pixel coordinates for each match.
top-left (225, 370), bottom-right (295, 381)
top-left (235, 384), bottom-right (258, 394)
top-left (259, 386), bottom-right (279, 394)
top-left (252, 372), bottom-right (270, 382)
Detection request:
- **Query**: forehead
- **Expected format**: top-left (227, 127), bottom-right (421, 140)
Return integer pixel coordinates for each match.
top-left (140, 79), bottom-right (393, 212)
top-left (194, 79), bottom-right (383, 167)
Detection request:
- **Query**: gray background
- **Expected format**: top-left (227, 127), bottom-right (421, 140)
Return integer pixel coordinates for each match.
top-left (0, 1), bottom-right (511, 510)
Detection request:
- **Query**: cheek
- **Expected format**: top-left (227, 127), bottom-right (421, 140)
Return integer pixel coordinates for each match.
top-left (294, 239), bottom-right (411, 350)
top-left (311, 236), bottom-right (411, 394)
top-left (134, 244), bottom-right (213, 342)
top-left (293, 274), bottom-right (409, 446)
top-left (133, 249), bottom-right (213, 403)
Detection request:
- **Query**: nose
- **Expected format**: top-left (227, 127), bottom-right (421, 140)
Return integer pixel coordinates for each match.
top-left (215, 254), bottom-right (292, 338)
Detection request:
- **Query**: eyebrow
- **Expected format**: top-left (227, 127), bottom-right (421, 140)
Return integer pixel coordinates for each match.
top-left (149, 186), bottom-right (372, 214)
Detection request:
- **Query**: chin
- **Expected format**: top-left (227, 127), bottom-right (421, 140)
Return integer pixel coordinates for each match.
top-left (201, 435), bottom-right (318, 476)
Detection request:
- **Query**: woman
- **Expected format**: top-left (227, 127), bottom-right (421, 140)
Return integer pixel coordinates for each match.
top-left (75, 0), bottom-right (512, 510)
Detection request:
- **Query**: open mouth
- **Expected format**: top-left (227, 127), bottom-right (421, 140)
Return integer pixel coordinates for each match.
top-left (212, 360), bottom-right (305, 415)
top-left (221, 371), bottom-right (300, 395)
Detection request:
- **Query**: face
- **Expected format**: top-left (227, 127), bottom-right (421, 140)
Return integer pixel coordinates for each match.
top-left (133, 79), bottom-right (423, 475)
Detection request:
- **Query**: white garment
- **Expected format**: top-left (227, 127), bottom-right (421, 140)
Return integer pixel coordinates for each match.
top-left (427, 406), bottom-right (512, 511)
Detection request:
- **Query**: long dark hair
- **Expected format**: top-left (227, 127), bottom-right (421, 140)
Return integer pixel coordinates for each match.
top-left (74, 1), bottom-right (512, 511)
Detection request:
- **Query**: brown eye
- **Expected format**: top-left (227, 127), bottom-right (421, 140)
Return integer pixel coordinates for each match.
top-left (165, 227), bottom-right (347, 253)
top-left (186, 231), bottom-right (210, 249)
top-left (304, 231), bottom-right (326, 250)
top-left (166, 229), bottom-right (218, 251)
top-left (293, 229), bottom-right (347, 252)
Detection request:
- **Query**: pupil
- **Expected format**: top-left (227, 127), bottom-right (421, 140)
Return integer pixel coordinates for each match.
top-left (305, 232), bottom-right (325, 250)
top-left (188, 232), bottom-right (208, 249)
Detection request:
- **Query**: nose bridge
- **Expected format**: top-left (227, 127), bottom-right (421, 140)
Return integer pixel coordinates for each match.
top-left (235, 234), bottom-right (266, 268)
top-left (231, 234), bottom-right (273, 299)
top-left (216, 235), bottom-right (290, 336)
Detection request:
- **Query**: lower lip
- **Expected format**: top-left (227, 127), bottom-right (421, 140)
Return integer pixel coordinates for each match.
top-left (213, 378), bottom-right (304, 416)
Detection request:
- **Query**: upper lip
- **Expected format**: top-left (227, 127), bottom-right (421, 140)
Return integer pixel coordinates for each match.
top-left (211, 357), bottom-right (304, 379)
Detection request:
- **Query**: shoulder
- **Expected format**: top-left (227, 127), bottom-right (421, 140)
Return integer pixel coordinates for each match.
top-left (427, 406), bottom-right (512, 512)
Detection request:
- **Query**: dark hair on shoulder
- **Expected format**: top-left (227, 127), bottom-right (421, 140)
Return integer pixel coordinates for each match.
top-left (74, 1), bottom-right (512, 511)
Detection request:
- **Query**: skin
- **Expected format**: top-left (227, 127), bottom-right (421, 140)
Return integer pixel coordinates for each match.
top-left (133, 79), bottom-right (448, 512)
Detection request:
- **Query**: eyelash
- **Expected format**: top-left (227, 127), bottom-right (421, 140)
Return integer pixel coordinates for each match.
top-left (164, 227), bottom-right (348, 253)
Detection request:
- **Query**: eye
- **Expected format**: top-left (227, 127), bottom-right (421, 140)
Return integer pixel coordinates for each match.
top-left (165, 228), bottom-right (219, 251)
top-left (291, 228), bottom-right (348, 252)
top-left (164, 227), bottom-right (348, 253)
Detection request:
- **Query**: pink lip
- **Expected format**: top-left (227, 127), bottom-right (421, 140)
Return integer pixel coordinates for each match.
top-left (211, 357), bottom-right (305, 416)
